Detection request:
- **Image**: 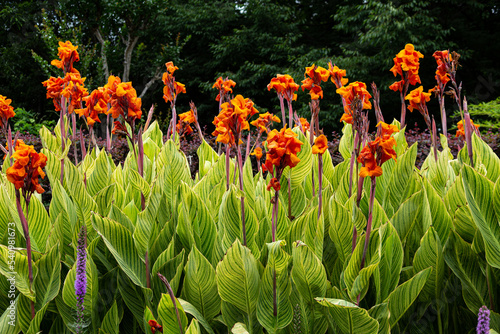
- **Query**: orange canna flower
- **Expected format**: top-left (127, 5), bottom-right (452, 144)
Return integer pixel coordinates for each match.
top-left (357, 122), bottom-right (399, 178)
top-left (456, 119), bottom-right (480, 140)
top-left (162, 61), bottom-right (186, 103)
top-left (301, 64), bottom-right (330, 100)
top-left (105, 76), bottom-right (142, 121)
top-left (76, 86), bottom-right (109, 127)
top-left (213, 77), bottom-right (236, 102)
top-left (389, 44), bottom-right (423, 90)
top-left (336, 81), bottom-right (372, 124)
top-left (268, 74), bottom-right (299, 102)
top-left (263, 127), bottom-right (303, 171)
top-left (148, 320), bottom-right (163, 333)
top-left (250, 112), bottom-right (280, 133)
top-left (6, 140), bottom-right (47, 194)
top-left (175, 109), bottom-right (196, 136)
top-left (328, 63), bottom-right (348, 89)
top-left (0, 95), bottom-right (16, 129)
top-left (312, 134), bottom-right (328, 155)
top-left (296, 117), bottom-right (310, 132)
top-left (212, 95), bottom-right (258, 146)
top-left (267, 177), bottom-right (281, 192)
top-left (251, 147), bottom-right (263, 160)
top-left (405, 86), bottom-right (432, 112)
top-left (432, 50), bottom-right (452, 85)
top-left (50, 41), bottom-right (80, 74)
top-left (61, 72), bottom-right (88, 114)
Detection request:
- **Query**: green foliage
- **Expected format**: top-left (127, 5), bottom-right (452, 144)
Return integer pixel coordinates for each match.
top-left (11, 108), bottom-right (57, 135)
top-left (459, 97), bottom-right (500, 130)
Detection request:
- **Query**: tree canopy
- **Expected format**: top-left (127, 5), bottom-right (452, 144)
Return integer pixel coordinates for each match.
top-left (1, 0), bottom-right (499, 134)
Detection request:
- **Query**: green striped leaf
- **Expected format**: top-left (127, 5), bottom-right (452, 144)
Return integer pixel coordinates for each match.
top-left (443, 231), bottom-right (487, 312)
top-left (183, 246), bottom-right (220, 322)
top-left (34, 243), bottom-right (60, 309)
top-left (462, 164), bottom-right (500, 269)
top-left (316, 298), bottom-right (379, 334)
top-left (92, 214), bottom-right (147, 288)
top-left (387, 267), bottom-right (431, 327)
top-left (291, 241), bottom-right (327, 305)
top-left (179, 299), bottom-right (216, 334)
top-left (196, 139), bottom-right (219, 179)
top-left (389, 190), bottom-right (422, 243)
top-left (257, 240), bottom-right (293, 333)
top-left (117, 271), bottom-right (145, 326)
top-left (27, 195), bottom-right (50, 253)
top-left (216, 240), bottom-right (260, 316)
top-left (158, 293), bottom-right (188, 334)
top-left (383, 142), bottom-right (418, 214)
top-left (87, 149), bottom-right (112, 197)
top-left (375, 223), bottom-right (403, 304)
top-left (25, 301), bottom-right (49, 334)
top-left (0, 295), bottom-right (20, 334)
top-left (99, 301), bottom-right (119, 334)
top-left (413, 227), bottom-right (444, 302)
top-left (186, 318), bottom-right (201, 334)
top-left (0, 245), bottom-right (37, 301)
top-left (287, 206), bottom-right (323, 261)
top-left (339, 123), bottom-right (353, 160)
top-left (344, 231), bottom-right (380, 301)
top-left (177, 182), bottom-right (217, 264)
top-left (421, 178), bottom-right (452, 243)
top-left (472, 133), bottom-right (500, 182)
top-left (328, 196), bottom-right (353, 265)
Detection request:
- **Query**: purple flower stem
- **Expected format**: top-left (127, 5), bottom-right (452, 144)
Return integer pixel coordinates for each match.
top-left (15, 191), bottom-right (35, 319)
top-left (360, 176), bottom-right (376, 270)
top-left (157, 273), bottom-right (184, 334)
top-left (318, 154), bottom-right (323, 219)
top-left (225, 145), bottom-right (230, 190)
top-left (464, 111), bottom-right (474, 168)
top-left (237, 142), bottom-right (247, 246)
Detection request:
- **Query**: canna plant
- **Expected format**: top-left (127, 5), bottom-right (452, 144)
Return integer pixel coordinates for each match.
top-left (1, 40), bottom-right (500, 334)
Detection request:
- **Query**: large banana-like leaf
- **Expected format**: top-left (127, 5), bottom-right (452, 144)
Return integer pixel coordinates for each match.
top-left (177, 182), bottom-right (217, 264)
top-left (387, 267), bottom-right (431, 327)
top-left (389, 190), bottom-right (422, 243)
top-left (157, 293), bottom-right (188, 334)
top-left (462, 164), bottom-right (500, 268)
top-left (34, 243), bottom-right (60, 309)
top-left (282, 128), bottom-right (312, 190)
top-left (196, 139), bottom-right (219, 179)
top-left (87, 149), bottom-right (113, 197)
top-left (328, 196), bottom-right (353, 265)
top-left (25, 195), bottom-right (50, 253)
top-left (291, 241), bottom-right (327, 305)
top-left (374, 223), bottom-right (403, 304)
top-left (216, 240), bottom-right (260, 319)
top-left (183, 246), bottom-right (221, 322)
top-left (421, 178), bottom-right (452, 243)
top-left (92, 214), bottom-right (147, 288)
top-left (99, 301), bottom-right (120, 334)
top-left (179, 299), bottom-right (216, 334)
top-left (0, 245), bottom-right (37, 301)
top-left (338, 123), bottom-right (353, 160)
top-left (256, 240), bottom-right (293, 333)
top-left (443, 231), bottom-right (488, 312)
top-left (316, 298), bottom-right (379, 334)
top-left (344, 231), bottom-right (381, 301)
top-left (287, 206), bottom-right (323, 261)
top-left (413, 227), bottom-right (444, 302)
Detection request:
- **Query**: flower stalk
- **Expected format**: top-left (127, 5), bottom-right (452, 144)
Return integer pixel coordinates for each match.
top-left (75, 225), bottom-right (87, 334)
top-left (158, 273), bottom-right (184, 334)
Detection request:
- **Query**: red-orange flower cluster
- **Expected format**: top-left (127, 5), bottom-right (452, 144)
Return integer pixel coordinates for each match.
top-left (162, 61), bottom-right (186, 103)
top-left (389, 44), bottom-right (424, 92)
top-left (0, 95), bottom-right (16, 129)
top-left (148, 320), bottom-right (163, 333)
top-left (42, 71), bottom-right (88, 113)
top-left (357, 122), bottom-right (398, 178)
top-left (456, 119), bottom-right (480, 140)
top-left (213, 77), bottom-right (236, 102)
top-left (296, 117), bottom-right (310, 132)
top-left (6, 140), bottom-right (47, 194)
top-left (336, 82), bottom-right (372, 124)
top-left (405, 86), bottom-right (432, 113)
top-left (176, 109), bottom-right (196, 135)
top-left (312, 134), bottom-right (328, 155)
top-left (268, 74), bottom-right (299, 102)
top-left (250, 112), bottom-right (280, 133)
top-left (301, 64), bottom-right (330, 100)
top-left (51, 41), bottom-right (80, 74)
top-left (432, 50), bottom-right (452, 85)
top-left (76, 87), bottom-right (109, 127)
top-left (251, 147), bottom-right (263, 160)
top-left (328, 63), bottom-right (348, 89)
top-left (262, 127), bottom-right (304, 191)
top-left (212, 95), bottom-right (259, 145)
top-left (105, 75), bottom-right (142, 121)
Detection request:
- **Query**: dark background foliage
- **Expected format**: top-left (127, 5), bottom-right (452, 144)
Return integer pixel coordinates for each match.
top-left (1, 0), bottom-right (499, 136)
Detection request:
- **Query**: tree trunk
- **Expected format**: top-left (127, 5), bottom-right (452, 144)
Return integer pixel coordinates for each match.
top-left (122, 33), bottom-right (139, 83)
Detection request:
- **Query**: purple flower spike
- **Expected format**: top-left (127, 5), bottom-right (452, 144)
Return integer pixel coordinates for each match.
top-left (75, 225), bottom-right (87, 334)
top-left (477, 306), bottom-right (490, 334)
